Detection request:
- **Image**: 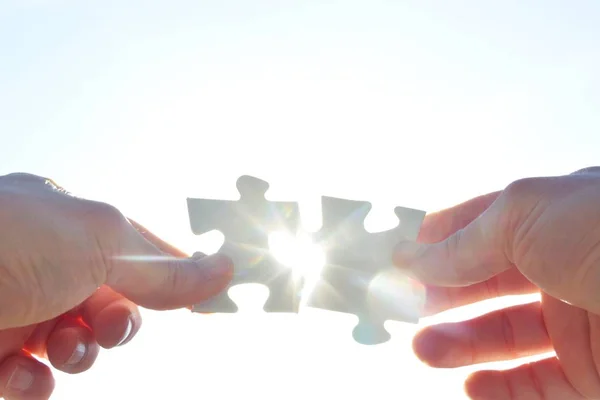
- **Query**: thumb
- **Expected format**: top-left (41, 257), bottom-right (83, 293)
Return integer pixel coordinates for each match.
top-left (393, 191), bottom-right (514, 287)
top-left (101, 214), bottom-right (233, 310)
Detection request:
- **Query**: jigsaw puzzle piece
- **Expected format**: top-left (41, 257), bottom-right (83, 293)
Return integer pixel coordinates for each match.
top-left (187, 175), bottom-right (303, 313)
top-left (306, 196), bottom-right (425, 345)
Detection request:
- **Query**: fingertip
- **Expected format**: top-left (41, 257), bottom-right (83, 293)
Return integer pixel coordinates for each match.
top-left (157, 252), bottom-right (234, 308)
top-left (196, 252), bottom-right (234, 274)
top-left (411, 327), bottom-right (455, 368)
top-left (78, 286), bottom-right (142, 349)
top-left (93, 303), bottom-right (141, 348)
top-left (109, 251), bottom-right (234, 311)
top-left (0, 353), bottom-right (55, 400)
top-left (109, 215), bottom-right (235, 310)
top-left (464, 370), bottom-right (505, 400)
top-left (46, 320), bottom-right (100, 374)
top-left (193, 252), bottom-right (234, 291)
top-left (411, 329), bottom-right (433, 364)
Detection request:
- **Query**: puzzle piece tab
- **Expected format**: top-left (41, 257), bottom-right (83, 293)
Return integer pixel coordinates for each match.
top-left (187, 175), bottom-right (302, 313)
top-left (305, 196), bottom-right (425, 345)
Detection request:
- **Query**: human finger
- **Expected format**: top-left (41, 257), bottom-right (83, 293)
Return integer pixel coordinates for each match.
top-left (413, 301), bottom-right (551, 368)
top-left (127, 219), bottom-right (207, 312)
top-left (423, 268), bottom-right (538, 316)
top-left (82, 200), bottom-right (233, 310)
top-left (128, 219), bottom-right (189, 257)
top-left (393, 187), bottom-right (519, 287)
top-left (541, 294), bottom-right (600, 398)
top-left (45, 316), bottom-right (99, 374)
top-left (21, 320), bottom-right (58, 358)
top-left (79, 286), bottom-right (140, 349)
top-left (417, 191), bottom-right (502, 244)
top-left (0, 351), bottom-right (54, 400)
top-left (465, 357), bottom-right (586, 400)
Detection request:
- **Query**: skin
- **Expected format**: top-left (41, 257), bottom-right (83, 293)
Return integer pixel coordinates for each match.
top-left (2, 167), bottom-right (599, 400)
top-left (394, 167), bottom-right (600, 399)
top-left (0, 173), bottom-right (233, 400)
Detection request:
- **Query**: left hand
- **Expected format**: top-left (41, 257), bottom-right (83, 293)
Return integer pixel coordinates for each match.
top-left (0, 221), bottom-right (195, 398)
top-left (0, 173), bottom-right (233, 400)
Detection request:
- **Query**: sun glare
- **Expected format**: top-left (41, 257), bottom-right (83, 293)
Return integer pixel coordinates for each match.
top-left (268, 230), bottom-right (327, 305)
top-left (268, 231), bottom-right (325, 277)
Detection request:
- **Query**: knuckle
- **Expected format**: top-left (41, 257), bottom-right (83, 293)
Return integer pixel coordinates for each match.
top-left (0, 173), bottom-right (49, 190)
top-left (1, 172), bottom-right (46, 182)
top-left (571, 166), bottom-right (600, 176)
top-left (443, 230), bottom-right (464, 280)
top-left (445, 228), bottom-right (463, 255)
top-left (147, 258), bottom-right (182, 309)
top-left (499, 311), bottom-right (517, 358)
top-left (523, 364), bottom-right (547, 400)
top-left (165, 258), bottom-right (182, 294)
top-left (504, 177), bottom-right (538, 201)
top-left (499, 178), bottom-right (548, 263)
top-left (78, 201), bottom-right (127, 279)
top-left (80, 200), bottom-right (127, 232)
top-left (0, 173), bottom-right (72, 199)
top-left (483, 276), bottom-right (501, 299)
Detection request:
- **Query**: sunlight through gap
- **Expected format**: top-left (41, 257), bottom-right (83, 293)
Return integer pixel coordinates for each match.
top-left (268, 230), bottom-right (325, 305)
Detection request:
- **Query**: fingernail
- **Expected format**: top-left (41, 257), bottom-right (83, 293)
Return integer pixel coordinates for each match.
top-left (117, 316), bottom-right (134, 346)
top-left (7, 365), bottom-right (33, 392)
top-left (65, 340), bottom-right (87, 365)
top-left (195, 253), bottom-right (233, 279)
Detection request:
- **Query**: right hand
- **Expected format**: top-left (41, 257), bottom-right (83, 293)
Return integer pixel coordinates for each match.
top-left (394, 167), bottom-right (600, 399)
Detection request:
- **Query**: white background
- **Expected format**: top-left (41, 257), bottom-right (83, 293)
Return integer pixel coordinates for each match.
top-left (1, 1), bottom-right (599, 398)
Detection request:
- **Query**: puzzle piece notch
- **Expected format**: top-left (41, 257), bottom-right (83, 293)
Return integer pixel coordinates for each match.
top-left (353, 315), bottom-right (391, 345)
top-left (306, 195), bottom-right (426, 345)
top-left (187, 175), bottom-right (303, 314)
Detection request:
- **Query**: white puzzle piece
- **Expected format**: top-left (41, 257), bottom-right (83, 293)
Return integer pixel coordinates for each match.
top-left (305, 196), bottom-right (426, 345)
top-left (187, 175), bottom-right (303, 313)
top-left (186, 175), bottom-right (426, 345)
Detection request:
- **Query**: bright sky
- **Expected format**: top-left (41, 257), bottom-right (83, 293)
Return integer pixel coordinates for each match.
top-left (1, 1), bottom-right (599, 399)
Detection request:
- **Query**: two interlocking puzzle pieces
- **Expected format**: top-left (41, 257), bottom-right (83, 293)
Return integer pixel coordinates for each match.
top-left (187, 175), bottom-right (426, 345)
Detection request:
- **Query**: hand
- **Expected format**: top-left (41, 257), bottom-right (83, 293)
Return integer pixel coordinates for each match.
top-left (0, 173), bottom-right (233, 400)
top-left (394, 167), bottom-right (600, 400)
